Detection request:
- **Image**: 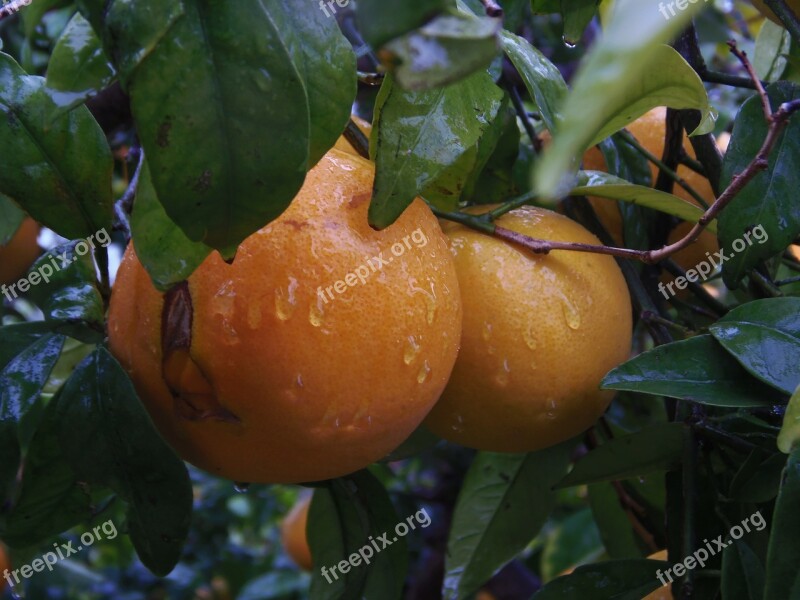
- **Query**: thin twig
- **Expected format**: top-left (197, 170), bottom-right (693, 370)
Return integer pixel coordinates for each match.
top-left (0, 0), bottom-right (32, 21)
top-left (479, 0), bottom-right (503, 17)
top-left (113, 146), bottom-right (144, 240)
top-left (343, 118), bottom-right (370, 160)
top-left (728, 41), bottom-right (771, 119)
top-left (505, 81), bottom-right (541, 153)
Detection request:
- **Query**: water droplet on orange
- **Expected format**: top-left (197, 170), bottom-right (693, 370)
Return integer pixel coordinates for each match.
top-left (417, 360), bottom-right (431, 384)
top-left (404, 335), bottom-right (421, 365)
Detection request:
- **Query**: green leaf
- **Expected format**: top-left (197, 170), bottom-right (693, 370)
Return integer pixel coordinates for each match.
top-left (0, 322), bottom-right (59, 369)
top-left (26, 242), bottom-right (105, 330)
top-left (442, 440), bottom-right (575, 600)
top-left (778, 384), bottom-right (800, 454)
top-left (0, 387), bottom-right (94, 548)
top-left (97, 0), bottom-right (356, 255)
top-left (764, 450), bottom-right (800, 600)
top-left (356, 0), bottom-right (449, 49)
top-left (729, 449), bottom-right (785, 503)
top-left (130, 160), bottom-right (212, 291)
top-left (0, 195), bottom-right (24, 245)
top-left (722, 540), bottom-right (766, 600)
top-left (56, 347), bottom-right (192, 576)
top-left (0, 334), bottom-right (65, 502)
top-left (556, 423), bottom-right (685, 489)
top-left (44, 12), bottom-right (116, 115)
top-left (560, 0), bottom-right (600, 47)
top-left (571, 171), bottom-right (718, 234)
top-left (719, 82), bottom-right (800, 288)
top-left (541, 508), bottom-right (604, 582)
top-left (754, 20), bottom-right (791, 83)
top-left (369, 72), bottom-right (504, 228)
top-left (20, 0), bottom-right (68, 38)
top-left (382, 12), bottom-right (501, 91)
top-left (710, 298), bottom-right (800, 395)
top-left (500, 30), bottom-right (567, 134)
top-left (308, 470), bottom-right (409, 600)
top-left (534, 0), bottom-right (715, 199)
top-left (0, 52), bottom-right (113, 241)
top-left (588, 482), bottom-right (643, 559)
top-left (530, 558), bottom-right (668, 600)
top-left (602, 335), bottom-right (782, 407)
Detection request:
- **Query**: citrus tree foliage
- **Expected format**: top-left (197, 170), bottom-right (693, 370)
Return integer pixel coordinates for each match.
top-left (0, 0), bottom-right (799, 598)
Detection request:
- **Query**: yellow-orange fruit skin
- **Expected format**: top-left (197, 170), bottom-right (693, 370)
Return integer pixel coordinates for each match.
top-left (0, 218), bottom-right (40, 285)
top-left (645, 550), bottom-right (673, 599)
top-left (281, 496), bottom-right (313, 571)
top-left (109, 149), bottom-right (462, 484)
top-left (424, 206), bottom-right (632, 452)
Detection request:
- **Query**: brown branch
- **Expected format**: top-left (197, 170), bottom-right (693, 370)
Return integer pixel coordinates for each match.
top-left (479, 0), bottom-right (503, 17)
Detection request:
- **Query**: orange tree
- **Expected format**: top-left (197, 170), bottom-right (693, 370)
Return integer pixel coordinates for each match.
top-left (0, 0), bottom-right (799, 598)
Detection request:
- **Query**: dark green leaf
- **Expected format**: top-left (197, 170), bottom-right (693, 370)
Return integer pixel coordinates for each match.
top-left (44, 12), bottom-right (116, 115)
top-left (722, 540), bottom-right (766, 600)
top-left (130, 160), bottom-right (212, 291)
top-left (602, 335), bottom-right (781, 407)
top-left (530, 558), bottom-right (668, 600)
top-left (588, 482), bottom-right (643, 559)
top-left (98, 0), bottom-right (355, 255)
top-left (557, 423), bottom-right (684, 488)
top-left (56, 347), bottom-right (192, 576)
top-left (356, 0), bottom-right (449, 49)
top-left (729, 449), bottom-right (785, 504)
top-left (443, 440), bottom-right (575, 600)
top-left (764, 450), bottom-right (800, 600)
top-left (500, 30), bottom-right (567, 134)
top-left (20, 0), bottom-right (68, 38)
top-left (719, 82), bottom-right (800, 288)
top-left (0, 322), bottom-right (59, 369)
top-left (308, 470), bottom-right (409, 600)
top-left (0, 195), bottom-right (24, 245)
top-left (0, 52), bottom-right (113, 240)
top-left (541, 508), bottom-right (604, 581)
top-left (382, 13), bottom-right (501, 91)
top-left (369, 72), bottom-right (503, 228)
top-left (0, 334), bottom-right (64, 502)
top-left (27, 241), bottom-right (105, 328)
top-left (0, 386), bottom-right (94, 547)
top-left (560, 0), bottom-right (599, 47)
top-left (754, 20), bottom-right (791, 82)
top-left (710, 298), bottom-right (800, 395)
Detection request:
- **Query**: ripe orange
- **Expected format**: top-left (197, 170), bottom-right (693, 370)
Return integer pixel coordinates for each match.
top-left (281, 495), bottom-right (313, 570)
top-left (109, 148), bottom-right (462, 484)
top-left (0, 218), bottom-right (40, 285)
top-left (424, 206), bottom-right (632, 452)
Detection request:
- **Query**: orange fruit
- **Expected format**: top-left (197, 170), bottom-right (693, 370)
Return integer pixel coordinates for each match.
top-left (0, 218), bottom-right (40, 286)
top-left (583, 107), bottom-right (716, 249)
top-left (751, 0), bottom-right (800, 24)
top-left (646, 550), bottom-right (673, 599)
top-left (333, 115), bottom-right (372, 157)
top-left (109, 148), bottom-right (462, 483)
top-left (0, 543), bottom-right (9, 592)
top-left (424, 206), bottom-right (632, 452)
top-left (281, 495), bottom-right (313, 570)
